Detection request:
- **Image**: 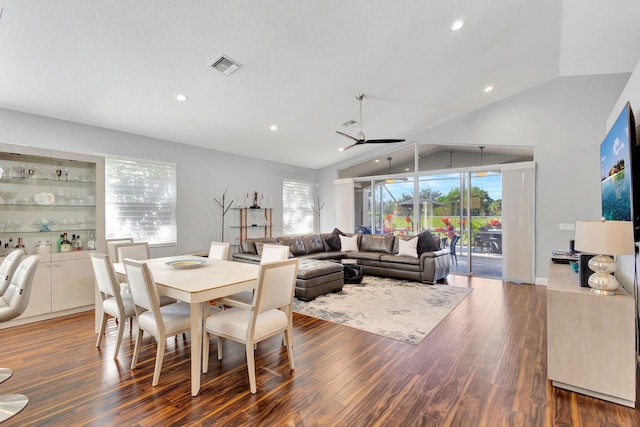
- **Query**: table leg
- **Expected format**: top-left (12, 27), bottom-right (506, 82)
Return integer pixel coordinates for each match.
top-left (190, 302), bottom-right (204, 396)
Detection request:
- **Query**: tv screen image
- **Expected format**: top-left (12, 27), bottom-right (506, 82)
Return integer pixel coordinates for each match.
top-left (600, 102), bottom-right (637, 229)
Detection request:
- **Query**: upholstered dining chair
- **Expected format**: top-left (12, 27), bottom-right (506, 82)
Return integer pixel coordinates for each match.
top-left (0, 249), bottom-right (24, 297)
top-left (202, 258), bottom-right (299, 394)
top-left (91, 253), bottom-right (137, 359)
top-left (0, 255), bottom-right (39, 423)
top-left (106, 237), bottom-right (134, 262)
top-left (217, 244), bottom-right (290, 307)
top-left (123, 258), bottom-right (193, 386)
top-left (208, 241), bottom-right (230, 260)
top-left (116, 242), bottom-right (150, 262)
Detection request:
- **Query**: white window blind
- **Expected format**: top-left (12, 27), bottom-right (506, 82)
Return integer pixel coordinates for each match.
top-left (105, 158), bottom-right (177, 245)
top-left (282, 179), bottom-right (315, 234)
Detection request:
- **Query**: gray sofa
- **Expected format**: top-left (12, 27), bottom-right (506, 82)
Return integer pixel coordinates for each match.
top-left (232, 232), bottom-right (451, 301)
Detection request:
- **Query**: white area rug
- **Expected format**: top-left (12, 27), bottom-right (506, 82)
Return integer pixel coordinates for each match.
top-left (292, 276), bottom-right (472, 345)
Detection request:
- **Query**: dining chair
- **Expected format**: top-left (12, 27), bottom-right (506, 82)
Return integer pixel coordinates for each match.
top-left (449, 234), bottom-right (460, 266)
top-left (91, 253), bottom-right (137, 359)
top-left (123, 258), bottom-right (193, 387)
top-left (217, 244), bottom-right (290, 307)
top-left (117, 242), bottom-right (176, 306)
top-left (202, 258), bottom-right (299, 394)
top-left (0, 249), bottom-right (24, 297)
top-left (116, 242), bottom-right (150, 262)
top-left (0, 255), bottom-right (39, 423)
top-left (106, 238), bottom-right (134, 262)
top-left (208, 241), bottom-right (230, 260)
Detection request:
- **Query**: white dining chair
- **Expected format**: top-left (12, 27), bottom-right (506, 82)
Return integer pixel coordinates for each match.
top-left (124, 258), bottom-right (193, 387)
top-left (208, 241), bottom-right (230, 260)
top-left (0, 255), bottom-right (39, 423)
top-left (0, 249), bottom-right (24, 297)
top-left (91, 253), bottom-right (137, 359)
top-left (106, 238), bottom-right (134, 262)
top-left (202, 258), bottom-right (299, 394)
top-left (217, 244), bottom-right (290, 307)
top-left (116, 242), bottom-right (150, 262)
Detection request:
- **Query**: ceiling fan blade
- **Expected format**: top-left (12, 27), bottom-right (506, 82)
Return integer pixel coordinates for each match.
top-left (336, 131), bottom-right (360, 143)
top-left (363, 138), bottom-right (406, 144)
top-left (341, 142), bottom-right (361, 151)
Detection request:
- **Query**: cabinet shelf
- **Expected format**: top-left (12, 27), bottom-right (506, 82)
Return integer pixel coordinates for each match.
top-left (0, 177), bottom-right (96, 185)
top-left (233, 207), bottom-right (273, 245)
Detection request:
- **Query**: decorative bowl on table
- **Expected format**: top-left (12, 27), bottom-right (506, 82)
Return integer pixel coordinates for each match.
top-left (165, 259), bottom-right (206, 269)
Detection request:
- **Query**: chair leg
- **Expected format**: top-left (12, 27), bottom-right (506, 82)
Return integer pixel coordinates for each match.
top-left (246, 342), bottom-right (257, 394)
top-left (113, 315), bottom-right (126, 359)
top-left (95, 312), bottom-right (108, 348)
top-left (202, 331), bottom-right (209, 374)
top-left (131, 329), bottom-right (144, 369)
top-left (285, 325), bottom-right (295, 370)
top-left (129, 317), bottom-right (133, 333)
top-left (217, 337), bottom-right (223, 360)
top-left (152, 338), bottom-right (166, 386)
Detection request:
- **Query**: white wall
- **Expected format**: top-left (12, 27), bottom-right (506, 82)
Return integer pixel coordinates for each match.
top-left (318, 73), bottom-right (630, 280)
top-left (0, 108), bottom-right (318, 257)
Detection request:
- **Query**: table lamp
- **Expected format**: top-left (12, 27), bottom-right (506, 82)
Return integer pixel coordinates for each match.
top-left (574, 219), bottom-right (635, 295)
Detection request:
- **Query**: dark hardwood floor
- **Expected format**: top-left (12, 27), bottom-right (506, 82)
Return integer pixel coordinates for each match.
top-left (1, 275), bottom-right (639, 426)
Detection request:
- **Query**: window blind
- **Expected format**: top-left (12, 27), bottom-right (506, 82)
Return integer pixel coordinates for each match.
top-left (282, 179), bottom-right (315, 234)
top-left (105, 158), bottom-right (177, 245)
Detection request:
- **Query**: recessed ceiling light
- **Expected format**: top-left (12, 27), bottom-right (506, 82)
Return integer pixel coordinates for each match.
top-left (374, 159), bottom-right (380, 163)
top-left (405, 168), bottom-right (410, 171)
top-left (484, 85), bottom-right (494, 93)
top-left (451, 19), bottom-right (464, 31)
top-left (176, 94), bottom-right (188, 102)
top-left (270, 124), bottom-right (278, 131)
top-left (338, 147), bottom-right (345, 152)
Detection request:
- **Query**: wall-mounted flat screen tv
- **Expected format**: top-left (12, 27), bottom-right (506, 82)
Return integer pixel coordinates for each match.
top-left (600, 102), bottom-right (638, 240)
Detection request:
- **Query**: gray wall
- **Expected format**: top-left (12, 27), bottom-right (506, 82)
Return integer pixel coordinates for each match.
top-left (0, 107), bottom-right (318, 258)
top-left (318, 73), bottom-right (631, 281)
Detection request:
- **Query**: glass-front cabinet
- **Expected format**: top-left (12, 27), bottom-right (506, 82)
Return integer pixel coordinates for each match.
top-left (0, 143), bottom-right (105, 325)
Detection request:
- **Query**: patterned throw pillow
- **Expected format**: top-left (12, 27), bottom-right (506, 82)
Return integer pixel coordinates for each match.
top-left (417, 230), bottom-right (440, 255)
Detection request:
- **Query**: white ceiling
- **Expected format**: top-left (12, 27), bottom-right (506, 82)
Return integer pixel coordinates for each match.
top-left (0, 1), bottom-right (639, 170)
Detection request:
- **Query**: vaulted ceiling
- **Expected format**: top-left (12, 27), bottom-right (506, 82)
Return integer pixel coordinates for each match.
top-left (0, 1), bottom-right (639, 169)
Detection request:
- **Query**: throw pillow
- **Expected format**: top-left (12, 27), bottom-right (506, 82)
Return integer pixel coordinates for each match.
top-left (326, 228), bottom-right (345, 251)
top-left (339, 234), bottom-right (359, 252)
top-left (398, 236), bottom-right (419, 258)
top-left (417, 230), bottom-right (440, 255)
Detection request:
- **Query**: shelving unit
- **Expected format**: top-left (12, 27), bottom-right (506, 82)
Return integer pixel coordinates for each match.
top-left (0, 143), bottom-right (105, 328)
top-left (230, 207), bottom-right (273, 246)
top-left (547, 261), bottom-right (636, 407)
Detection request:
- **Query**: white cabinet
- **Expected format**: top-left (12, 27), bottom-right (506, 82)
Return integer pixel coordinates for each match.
top-left (547, 262), bottom-right (636, 407)
top-left (0, 144), bottom-right (104, 327)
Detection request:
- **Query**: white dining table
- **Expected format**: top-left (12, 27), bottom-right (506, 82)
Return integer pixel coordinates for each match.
top-left (113, 255), bottom-right (259, 396)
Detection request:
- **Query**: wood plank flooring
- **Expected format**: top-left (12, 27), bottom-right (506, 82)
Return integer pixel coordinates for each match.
top-left (1, 275), bottom-right (639, 426)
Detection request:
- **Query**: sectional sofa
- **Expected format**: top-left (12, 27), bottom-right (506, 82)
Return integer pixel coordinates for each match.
top-left (232, 231), bottom-right (451, 301)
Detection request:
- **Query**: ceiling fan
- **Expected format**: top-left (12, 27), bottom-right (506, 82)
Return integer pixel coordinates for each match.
top-left (337, 94), bottom-right (406, 151)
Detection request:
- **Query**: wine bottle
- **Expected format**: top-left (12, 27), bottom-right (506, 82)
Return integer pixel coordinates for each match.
top-left (15, 237), bottom-right (26, 255)
top-left (73, 234), bottom-right (83, 251)
top-left (8, 237), bottom-right (14, 249)
top-left (85, 232), bottom-right (96, 251)
top-left (56, 234), bottom-right (64, 252)
top-left (60, 233), bottom-right (72, 253)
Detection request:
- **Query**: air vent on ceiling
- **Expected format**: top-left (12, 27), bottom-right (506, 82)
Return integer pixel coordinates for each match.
top-left (210, 55), bottom-right (241, 75)
top-left (342, 120), bottom-right (357, 128)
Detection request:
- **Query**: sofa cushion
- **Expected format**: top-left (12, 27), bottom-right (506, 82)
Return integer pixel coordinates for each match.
top-left (339, 234), bottom-right (359, 252)
top-left (302, 234), bottom-right (325, 254)
top-left (360, 234), bottom-right (394, 254)
top-left (242, 237), bottom-right (277, 254)
top-left (277, 236), bottom-right (307, 256)
top-left (398, 236), bottom-right (418, 258)
top-left (417, 231), bottom-right (440, 255)
top-left (325, 228), bottom-right (345, 251)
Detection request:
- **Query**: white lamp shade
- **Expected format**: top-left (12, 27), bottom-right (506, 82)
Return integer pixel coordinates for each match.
top-left (574, 220), bottom-right (635, 256)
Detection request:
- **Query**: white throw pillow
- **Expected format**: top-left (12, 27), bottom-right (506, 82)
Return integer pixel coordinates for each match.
top-left (339, 234), bottom-right (359, 252)
top-left (398, 237), bottom-right (419, 258)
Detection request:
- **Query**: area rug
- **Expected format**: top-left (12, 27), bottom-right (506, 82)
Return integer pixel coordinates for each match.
top-left (292, 277), bottom-right (472, 345)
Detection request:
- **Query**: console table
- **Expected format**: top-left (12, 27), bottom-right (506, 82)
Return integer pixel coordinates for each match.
top-left (547, 261), bottom-right (636, 407)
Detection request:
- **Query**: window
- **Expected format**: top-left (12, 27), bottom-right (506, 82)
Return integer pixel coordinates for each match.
top-left (105, 158), bottom-right (177, 245)
top-left (282, 179), bottom-right (315, 234)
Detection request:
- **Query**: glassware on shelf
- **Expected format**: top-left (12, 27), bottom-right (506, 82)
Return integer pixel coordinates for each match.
top-left (0, 191), bottom-right (18, 204)
top-left (33, 218), bottom-right (54, 232)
